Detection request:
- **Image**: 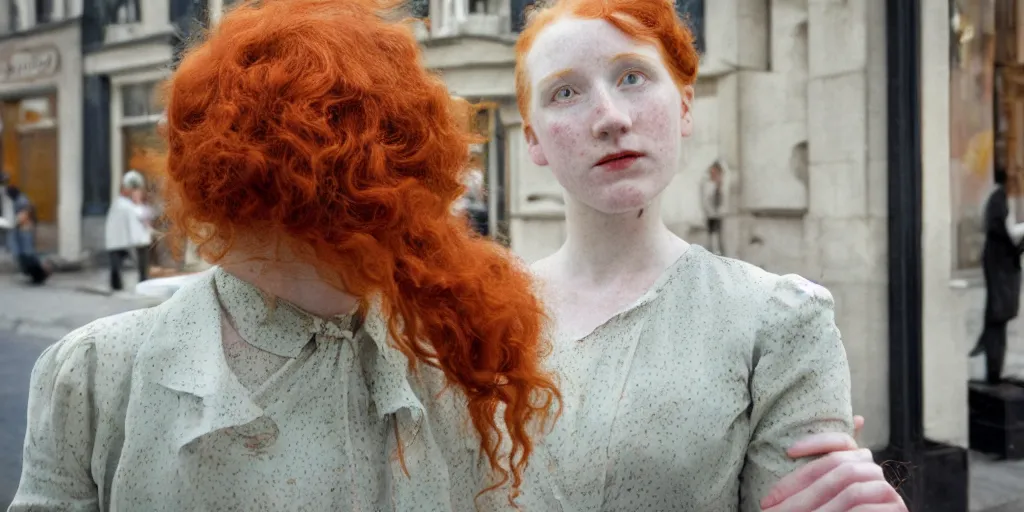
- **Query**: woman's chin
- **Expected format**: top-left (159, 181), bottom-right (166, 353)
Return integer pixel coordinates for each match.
top-left (585, 196), bottom-right (656, 216)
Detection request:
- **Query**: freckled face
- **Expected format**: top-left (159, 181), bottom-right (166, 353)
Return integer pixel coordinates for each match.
top-left (524, 17), bottom-right (694, 214)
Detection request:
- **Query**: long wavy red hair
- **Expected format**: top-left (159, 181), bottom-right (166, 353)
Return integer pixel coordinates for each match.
top-left (514, 0), bottom-right (700, 130)
top-left (161, 0), bottom-right (559, 500)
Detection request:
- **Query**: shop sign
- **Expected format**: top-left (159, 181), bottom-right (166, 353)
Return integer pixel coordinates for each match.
top-left (0, 46), bottom-right (60, 84)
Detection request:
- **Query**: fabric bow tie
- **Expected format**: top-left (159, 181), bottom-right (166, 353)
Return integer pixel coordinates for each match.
top-left (309, 315), bottom-right (357, 342)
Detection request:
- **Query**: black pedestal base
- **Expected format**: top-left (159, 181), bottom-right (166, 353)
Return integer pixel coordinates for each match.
top-left (876, 440), bottom-right (968, 512)
top-left (969, 379), bottom-right (1024, 460)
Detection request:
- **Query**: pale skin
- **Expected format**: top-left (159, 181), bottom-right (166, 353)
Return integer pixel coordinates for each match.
top-left (523, 17), bottom-right (905, 511)
top-left (218, 237), bottom-right (360, 318)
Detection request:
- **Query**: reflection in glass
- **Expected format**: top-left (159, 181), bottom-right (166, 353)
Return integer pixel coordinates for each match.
top-left (121, 82), bottom-right (161, 118)
top-left (950, 0), bottom-right (996, 270)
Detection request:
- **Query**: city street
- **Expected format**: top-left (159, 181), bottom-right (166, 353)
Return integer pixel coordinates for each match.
top-left (0, 328), bottom-right (51, 507)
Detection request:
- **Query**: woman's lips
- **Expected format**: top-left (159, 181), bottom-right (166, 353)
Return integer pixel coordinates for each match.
top-left (595, 151), bottom-right (645, 171)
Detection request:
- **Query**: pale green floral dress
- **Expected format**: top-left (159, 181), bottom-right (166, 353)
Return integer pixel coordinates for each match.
top-left (491, 245), bottom-right (854, 512)
top-left (11, 268), bottom-right (482, 511)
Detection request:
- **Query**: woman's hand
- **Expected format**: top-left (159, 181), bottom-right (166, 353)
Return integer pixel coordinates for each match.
top-left (761, 416), bottom-right (906, 511)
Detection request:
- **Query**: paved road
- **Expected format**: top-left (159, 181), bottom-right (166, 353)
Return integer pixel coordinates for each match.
top-left (0, 329), bottom-right (53, 508)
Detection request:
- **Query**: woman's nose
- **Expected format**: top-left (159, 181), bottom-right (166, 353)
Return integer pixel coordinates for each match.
top-left (590, 90), bottom-right (632, 140)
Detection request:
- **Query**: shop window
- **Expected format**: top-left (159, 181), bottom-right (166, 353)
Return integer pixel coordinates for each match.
top-left (119, 80), bottom-right (172, 265)
top-left (119, 82), bottom-right (165, 189)
top-left (1, 95), bottom-right (59, 252)
top-left (18, 96), bottom-right (55, 126)
top-left (950, 0), bottom-right (997, 271)
top-left (121, 124), bottom-right (166, 196)
top-left (121, 81), bottom-right (161, 118)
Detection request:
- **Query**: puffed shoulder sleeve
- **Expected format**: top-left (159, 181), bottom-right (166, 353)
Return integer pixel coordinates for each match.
top-left (10, 327), bottom-right (103, 511)
top-left (740, 275), bottom-right (854, 512)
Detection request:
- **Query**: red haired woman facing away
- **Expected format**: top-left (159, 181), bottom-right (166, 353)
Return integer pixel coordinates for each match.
top-left (490, 0), bottom-right (908, 510)
top-left (10, 0), bottom-right (557, 510)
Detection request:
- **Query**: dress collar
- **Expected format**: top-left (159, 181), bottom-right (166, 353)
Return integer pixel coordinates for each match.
top-left (213, 268), bottom-right (359, 357)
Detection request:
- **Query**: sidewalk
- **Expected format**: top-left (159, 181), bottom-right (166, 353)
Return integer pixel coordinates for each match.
top-left (972, 452), bottom-right (1024, 512)
top-left (0, 270), bottom-right (162, 340)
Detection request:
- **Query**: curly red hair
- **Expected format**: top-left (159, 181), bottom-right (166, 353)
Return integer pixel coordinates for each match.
top-left (514, 0), bottom-right (700, 130)
top-left (161, 0), bottom-right (559, 500)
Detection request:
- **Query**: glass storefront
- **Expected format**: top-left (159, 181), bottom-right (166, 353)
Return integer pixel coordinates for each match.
top-left (952, 0), bottom-right (1024, 271)
top-left (950, 0), bottom-right (997, 271)
top-left (0, 93), bottom-right (59, 253)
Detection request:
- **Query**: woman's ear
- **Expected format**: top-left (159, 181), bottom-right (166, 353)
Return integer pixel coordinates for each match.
top-left (525, 126), bottom-right (550, 166)
top-left (680, 85), bottom-right (694, 138)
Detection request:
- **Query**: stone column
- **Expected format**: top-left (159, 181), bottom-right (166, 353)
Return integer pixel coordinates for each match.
top-left (920, 0), bottom-right (968, 448)
top-left (805, 0), bottom-right (890, 448)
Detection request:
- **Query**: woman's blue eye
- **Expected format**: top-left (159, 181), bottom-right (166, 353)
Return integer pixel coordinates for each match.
top-left (621, 72), bottom-right (646, 86)
top-left (554, 87), bottom-right (575, 100)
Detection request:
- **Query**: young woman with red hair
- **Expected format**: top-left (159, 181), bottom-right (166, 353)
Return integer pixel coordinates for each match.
top-left (500, 0), bottom-right (908, 510)
top-left (11, 0), bottom-right (557, 509)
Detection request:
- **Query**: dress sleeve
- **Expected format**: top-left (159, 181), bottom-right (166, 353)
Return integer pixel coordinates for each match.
top-left (739, 275), bottom-right (854, 512)
top-left (10, 331), bottom-right (102, 511)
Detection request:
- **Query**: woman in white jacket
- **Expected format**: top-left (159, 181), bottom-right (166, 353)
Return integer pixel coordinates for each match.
top-left (104, 169), bottom-right (153, 291)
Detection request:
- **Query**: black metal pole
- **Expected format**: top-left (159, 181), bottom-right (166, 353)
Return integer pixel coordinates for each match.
top-left (884, 0), bottom-right (925, 509)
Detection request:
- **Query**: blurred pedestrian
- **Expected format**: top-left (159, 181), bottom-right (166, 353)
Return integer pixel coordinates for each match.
top-left (700, 160), bottom-right (726, 255)
top-left (4, 184), bottom-right (52, 284)
top-left (970, 169), bottom-right (1024, 383)
top-left (105, 170), bottom-right (153, 291)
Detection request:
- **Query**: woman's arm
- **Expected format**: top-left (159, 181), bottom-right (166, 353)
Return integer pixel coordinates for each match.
top-left (740, 275), bottom-right (854, 511)
top-left (10, 331), bottom-right (101, 511)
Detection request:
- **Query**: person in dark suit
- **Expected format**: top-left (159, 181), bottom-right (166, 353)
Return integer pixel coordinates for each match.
top-left (971, 170), bottom-right (1024, 383)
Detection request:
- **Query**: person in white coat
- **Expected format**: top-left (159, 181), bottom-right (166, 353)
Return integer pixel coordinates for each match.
top-left (104, 169), bottom-right (153, 291)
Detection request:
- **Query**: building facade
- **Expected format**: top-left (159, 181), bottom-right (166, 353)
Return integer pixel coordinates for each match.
top-left (0, 1), bottom-right (83, 261)
top-left (0, 0), bottom-right (210, 263)
top-left (79, 0), bottom-right (207, 264)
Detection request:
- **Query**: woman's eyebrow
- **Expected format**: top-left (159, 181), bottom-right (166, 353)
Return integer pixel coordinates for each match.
top-left (537, 68), bottom-right (575, 91)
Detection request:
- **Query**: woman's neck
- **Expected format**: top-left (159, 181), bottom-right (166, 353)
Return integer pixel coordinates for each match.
top-left (219, 245), bottom-right (360, 318)
top-left (556, 195), bottom-right (689, 283)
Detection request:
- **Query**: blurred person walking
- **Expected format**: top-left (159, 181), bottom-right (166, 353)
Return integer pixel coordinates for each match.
top-left (700, 160), bottom-right (726, 255)
top-left (2, 174), bottom-right (52, 285)
top-left (105, 170), bottom-right (153, 291)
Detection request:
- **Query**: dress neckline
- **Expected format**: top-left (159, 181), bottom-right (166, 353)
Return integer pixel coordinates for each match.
top-left (557, 244), bottom-right (706, 343)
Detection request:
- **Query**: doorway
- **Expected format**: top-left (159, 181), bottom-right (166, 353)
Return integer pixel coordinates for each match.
top-left (0, 94), bottom-right (59, 255)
